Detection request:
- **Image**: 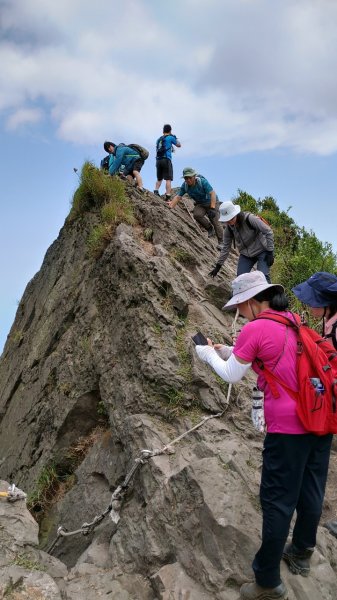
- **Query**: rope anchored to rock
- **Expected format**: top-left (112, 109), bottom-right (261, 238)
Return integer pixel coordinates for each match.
top-left (47, 312), bottom-right (240, 555)
top-left (47, 412), bottom-right (225, 554)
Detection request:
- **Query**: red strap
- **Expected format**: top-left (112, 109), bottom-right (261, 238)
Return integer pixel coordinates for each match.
top-left (254, 358), bottom-right (298, 401)
top-left (255, 310), bottom-right (301, 330)
top-left (253, 312), bottom-right (300, 400)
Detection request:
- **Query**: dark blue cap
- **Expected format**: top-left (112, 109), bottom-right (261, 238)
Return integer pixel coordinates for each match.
top-left (292, 272), bottom-right (337, 307)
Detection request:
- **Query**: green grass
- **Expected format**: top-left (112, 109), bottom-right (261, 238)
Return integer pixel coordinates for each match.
top-left (69, 162), bottom-right (136, 258)
top-left (27, 463), bottom-right (59, 515)
top-left (143, 227), bottom-right (154, 241)
top-left (27, 424), bottom-right (109, 521)
top-left (170, 247), bottom-right (198, 267)
top-left (12, 553), bottom-right (45, 571)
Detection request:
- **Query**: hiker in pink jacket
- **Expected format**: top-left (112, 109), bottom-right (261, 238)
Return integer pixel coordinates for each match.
top-left (195, 271), bottom-right (332, 600)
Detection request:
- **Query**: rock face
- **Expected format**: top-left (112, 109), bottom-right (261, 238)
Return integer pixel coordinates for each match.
top-left (1, 181), bottom-right (337, 599)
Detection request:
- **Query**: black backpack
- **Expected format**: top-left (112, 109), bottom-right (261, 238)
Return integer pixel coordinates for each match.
top-left (156, 136), bottom-right (167, 159)
top-left (101, 155), bottom-right (110, 171)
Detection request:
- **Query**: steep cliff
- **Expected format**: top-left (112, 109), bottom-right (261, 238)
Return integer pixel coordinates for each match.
top-left (1, 176), bottom-right (337, 599)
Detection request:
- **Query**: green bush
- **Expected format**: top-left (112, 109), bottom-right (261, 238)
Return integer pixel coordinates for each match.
top-left (231, 189), bottom-right (337, 293)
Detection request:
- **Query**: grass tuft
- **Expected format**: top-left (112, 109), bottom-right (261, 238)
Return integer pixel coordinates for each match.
top-left (69, 162), bottom-right (135, 258)
top-left (170, 247), bottom-right (198, 267)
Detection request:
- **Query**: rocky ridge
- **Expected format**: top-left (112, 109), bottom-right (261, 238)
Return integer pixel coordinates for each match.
top-left (0, 181), bottom-right (337, 599)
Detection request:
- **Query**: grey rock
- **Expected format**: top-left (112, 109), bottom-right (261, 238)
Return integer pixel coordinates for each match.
top-left (1, 183), bottom-right (337, 599)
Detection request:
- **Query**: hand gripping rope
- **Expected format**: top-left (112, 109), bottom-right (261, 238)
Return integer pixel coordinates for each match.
top-left (47, 311), bottom-right (239, 554)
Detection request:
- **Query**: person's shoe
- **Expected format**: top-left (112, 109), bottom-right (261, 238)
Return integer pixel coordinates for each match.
top-left (119, 173), bottom-right (127, 180)
top-left (165, 194), bottom-right (171, 201)
top-left (282, 542), bottom-right (313, 577)
top-left (240, 581), bottom-right (288, 600)
top-left (137, 187), bottom-right (145, 193)
top-left (153, 190), bottom-right (160, 196)
top-left (207, 225), bottom-right (215, 238)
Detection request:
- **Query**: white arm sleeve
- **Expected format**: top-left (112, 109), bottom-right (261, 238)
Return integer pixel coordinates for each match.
top-left (215, 345), bottom-right (234, 360)
top-left (195, 345), bottom-right (251, 383)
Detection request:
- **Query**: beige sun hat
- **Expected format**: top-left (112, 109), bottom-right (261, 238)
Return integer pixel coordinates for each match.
top-left (222, 271), bottom-right (284, 311)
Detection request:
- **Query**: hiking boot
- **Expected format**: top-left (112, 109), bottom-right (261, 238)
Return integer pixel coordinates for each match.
top-left (137, 187), bottom-right (145, 193)
top-left (240, 581), bottom-right (288, 600)
top-left (165, 194), bottom-right (171, 201)
top-left (153, 190), bottom-right (160, 196)
top-left (207, 225), bottom-right (215, 238)
top-left (282, 542), bottom-right (313, 577)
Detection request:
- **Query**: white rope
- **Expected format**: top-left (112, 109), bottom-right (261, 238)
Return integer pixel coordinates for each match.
top-left (48, 312), bottom-right (240, 552)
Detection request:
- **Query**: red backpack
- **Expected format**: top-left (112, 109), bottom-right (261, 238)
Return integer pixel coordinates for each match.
top-left (254, 311), bottom-right (337, 436)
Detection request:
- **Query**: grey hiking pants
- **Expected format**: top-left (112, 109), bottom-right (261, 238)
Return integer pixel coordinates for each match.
top-left (193, 202), bottom-right (223, 243)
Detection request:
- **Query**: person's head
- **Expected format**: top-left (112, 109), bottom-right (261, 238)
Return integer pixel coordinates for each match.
top-left (292, 272), bottom-right (337, 320)
top-left (223, 271), bottom-right (287, 320)
top-left (182, 167), bottom-right (197, 185)
top-left (163, 124), bottom-right (172, 134)
top-left (219, 201), bottom-right (241, 226)
top-left (104, 141), bottom-right (116, 153)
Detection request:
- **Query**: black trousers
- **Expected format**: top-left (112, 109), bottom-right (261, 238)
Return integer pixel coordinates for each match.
top-left (253, 433), bottom-right (332, 587)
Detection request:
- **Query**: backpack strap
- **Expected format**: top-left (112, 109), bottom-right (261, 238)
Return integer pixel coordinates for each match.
top-left (245, 213), bottom-right (255, 230)
top-left (184, 175), bottom-right (202, 194)
top-left (255, 311), bottom-right (301, 330)
top-left (254, 357), bottom-right (298, 401)
top-left (253, 311), bottom-right (300, 400)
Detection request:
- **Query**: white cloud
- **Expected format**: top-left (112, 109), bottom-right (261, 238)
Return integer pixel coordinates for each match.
top-left (6, 107), bottom-right (43, 129)
top-left (1, 0), bottom-right (337, 156)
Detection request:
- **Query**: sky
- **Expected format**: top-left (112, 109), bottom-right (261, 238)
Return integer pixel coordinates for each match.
top-left (1, 0), bottom-right (337, 353)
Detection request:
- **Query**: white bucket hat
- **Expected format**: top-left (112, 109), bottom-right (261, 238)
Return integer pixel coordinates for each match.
top-left (219, 201), bottom-right (241, 222)
top-left (223, 271), bottom-right (284, 311)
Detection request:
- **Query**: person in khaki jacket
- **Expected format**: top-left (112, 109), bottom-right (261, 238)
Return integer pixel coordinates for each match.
top-left (209, 201), bottom-right (274, 282)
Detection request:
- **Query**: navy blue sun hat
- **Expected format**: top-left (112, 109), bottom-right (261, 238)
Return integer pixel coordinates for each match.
top-left (292, 272), bottom-right (337, 307)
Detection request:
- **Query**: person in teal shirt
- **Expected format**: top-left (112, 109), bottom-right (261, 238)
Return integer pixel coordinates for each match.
top-left (103, 141), bottom-right (144, 191)
top-left (168, 167), bottom-right (223, 245)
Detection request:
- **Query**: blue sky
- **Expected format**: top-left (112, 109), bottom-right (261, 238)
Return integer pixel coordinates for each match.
top-left (1, 0), bottom-right (337, 353)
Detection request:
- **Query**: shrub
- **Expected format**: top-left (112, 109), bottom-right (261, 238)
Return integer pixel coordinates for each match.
top-left (69, 162), bottom-right (135, 257)
top-left (232, 189), bottom-right (337, 293)
top-left (69, 161), bottom-right (134, 218)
